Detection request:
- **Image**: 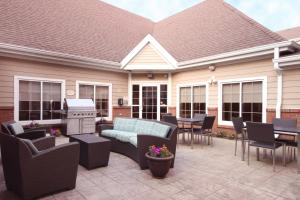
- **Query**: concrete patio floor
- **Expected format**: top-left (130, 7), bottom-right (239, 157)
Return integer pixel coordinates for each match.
top-left (0, 136), bottom-right (299, 200)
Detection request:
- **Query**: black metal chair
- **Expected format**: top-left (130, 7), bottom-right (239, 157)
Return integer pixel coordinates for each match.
top-left (193, 116), bottom-right (215, 145)
top-left (273, 118), bottom-right (297, 161)
top-left (232, 117), bottom-right (248, 157)
top-left (193, 113), bottom-right (206, 125)
top-left (246, 122), bottom-right (285, 172)
top-left (162, 115), bottom-right (186, 143)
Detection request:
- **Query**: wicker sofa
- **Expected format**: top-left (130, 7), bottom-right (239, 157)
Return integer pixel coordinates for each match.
top-left (99, 117), bottom-right (177, 169)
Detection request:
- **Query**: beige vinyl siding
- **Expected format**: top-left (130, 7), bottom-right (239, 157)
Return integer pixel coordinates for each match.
top-left (132, 73), bottom-right (168, 81)
top-left (0, 57), bottom-right (128, 107)
top-left (128, 43), bottom-right (169, 65)
top-left (282, 68), bottom-right (300, 109)
top-left (172, 59), bottom-right (277, 109)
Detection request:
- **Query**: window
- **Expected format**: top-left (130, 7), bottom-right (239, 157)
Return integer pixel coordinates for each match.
top-left (77, 82), bottom-right (111, 119)
top-left (132, 85), bottom-right (140, 118)
top-left (178, 84), bottom-right (206, 118)
top-left (220, 80), bottom-right (264, 123)
top-left (17, 77), bottom-right (64, 122)
top-left (160, 84), bottom-right (168, 119)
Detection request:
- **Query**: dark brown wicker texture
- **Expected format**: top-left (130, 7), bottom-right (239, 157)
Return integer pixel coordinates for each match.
top-left (69, 134), bottom-right (111, 170)
top-left (99, 118), bottom-right (177, 170)
top-left (0, 131), bottom-right (80, 200)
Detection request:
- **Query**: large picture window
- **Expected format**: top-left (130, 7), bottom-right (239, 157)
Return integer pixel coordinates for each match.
top-left (178, 84), bottom-right (206, 118)
top-left (77, 82), bottom-right (111, 119)
top-left (221, 80), bottom-right (263, 123)
top-left (17, 77), bottom-right (64, 122)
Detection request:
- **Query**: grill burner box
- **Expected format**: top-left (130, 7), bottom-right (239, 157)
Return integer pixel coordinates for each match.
top-left (62, 99), bottom-right (96, 135)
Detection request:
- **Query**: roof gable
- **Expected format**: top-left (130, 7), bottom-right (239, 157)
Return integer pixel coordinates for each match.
top-left (277, 26), bottom-right (300, 40)
top-left (121, 34), bottom-right (177, 70)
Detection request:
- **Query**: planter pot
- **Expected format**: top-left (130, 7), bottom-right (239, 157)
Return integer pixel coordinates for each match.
top-left (145, 152), bottom-right (174, 178)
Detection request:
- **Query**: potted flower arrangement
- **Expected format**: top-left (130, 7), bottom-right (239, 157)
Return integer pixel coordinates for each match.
top-left (50, 128), bottom-right (62, 137)
top-left (145, 145), bottom-right (174, 178)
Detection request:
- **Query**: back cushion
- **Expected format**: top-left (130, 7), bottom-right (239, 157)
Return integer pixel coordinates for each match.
top-left (134, 120), bottom-right (154, 135)
top-left (114, 118), bottom-right (137, 132)
top-left (151, 123), bottom-right (171, 138)
top-left (8, 123), bottom-right (24, 135)
top-left (20, 139), bottom-right (39, 155)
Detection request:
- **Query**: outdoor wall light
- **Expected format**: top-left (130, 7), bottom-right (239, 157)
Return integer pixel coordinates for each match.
top-left (208, 76), bottom-right (217, 85)
top-left (208, 65), bottom-right (216, 71)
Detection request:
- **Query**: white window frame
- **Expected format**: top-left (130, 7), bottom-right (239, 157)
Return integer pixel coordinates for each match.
top-left (218, 76), bottom-right (267, 126)
top-left (130, 81), bottom-right (169, 121)
top-left (76, 81), bottom-right (112, 121)
top-left (176, 82), bottom-right (209, 118)
top-left (14, 76), bottom-right (65, 125)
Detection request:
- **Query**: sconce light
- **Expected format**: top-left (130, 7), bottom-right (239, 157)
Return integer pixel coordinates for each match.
top-left (147, 73), bottom-right (154, 79)
top-left (208, 76), bottom-right (217, 85)
top-left (208, 65), bottom-right (216, 72)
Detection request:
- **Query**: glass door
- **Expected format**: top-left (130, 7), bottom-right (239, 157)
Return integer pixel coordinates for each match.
top-left (131, 84), bottom-right (168, 120)
top-left (142, 86), bottom-right (157, 119)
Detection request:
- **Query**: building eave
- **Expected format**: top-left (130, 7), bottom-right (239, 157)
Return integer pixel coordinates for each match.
top-left (273, 54), bottom-right (300, 69)
top-left (0, 43), bottom-right (125, 73)
top-left (177, 41), bottom-right (299, 69)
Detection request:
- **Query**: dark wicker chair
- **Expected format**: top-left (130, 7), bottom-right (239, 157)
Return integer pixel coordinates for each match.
top-left (193, 116), bottom-right (215, 145)
top-left (232, 117), bottom-right (248, 157)
top-left (273, 118), bottom-right (298, 161)
top-left (1, 120), bottom-right (46, 140)
top-left (246, 122), bottom-right (285, 172)
top-left (0, 131), bottom-right (80, 200)
top-left (99, 119), bottom-right (177, 170)
top-left (161, 115), bottom-right (186, 143)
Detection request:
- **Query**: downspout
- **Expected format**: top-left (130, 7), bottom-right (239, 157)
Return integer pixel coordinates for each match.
top-left (274, 47), bottom-right (282, 118)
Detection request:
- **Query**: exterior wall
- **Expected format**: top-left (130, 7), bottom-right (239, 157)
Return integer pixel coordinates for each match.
top-left (128, 43), bottom-right (168, 65)
top-left (282, 68), bottom-right (300, 110)
top-left (131, 73), bottom-right (168, 82)
top-left (0, 56), bottom-right (128, 122)
top-left (172, 59), bottom-right (277, 109)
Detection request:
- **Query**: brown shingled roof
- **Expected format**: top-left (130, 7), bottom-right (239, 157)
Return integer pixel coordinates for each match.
top-left (277, 26), bottom-right (300, 39)
top-left (0, 0), bottom-right (286, 63)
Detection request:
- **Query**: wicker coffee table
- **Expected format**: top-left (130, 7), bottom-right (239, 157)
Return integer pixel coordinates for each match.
top-left (69, 134), bottom-right (111, 170)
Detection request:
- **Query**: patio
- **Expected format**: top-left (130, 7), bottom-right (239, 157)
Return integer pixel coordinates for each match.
top-left (0, 136), bottom-right (299, 200)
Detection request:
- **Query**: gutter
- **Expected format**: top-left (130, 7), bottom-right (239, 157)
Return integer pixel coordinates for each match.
top-left (0, 43), bottom-right (123, 72)
top-left (178, 41), bottom-right (299, 69)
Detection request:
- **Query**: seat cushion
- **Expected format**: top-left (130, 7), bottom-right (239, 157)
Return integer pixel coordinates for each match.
top-left (129, 136), bottom-right (137, 147)
top-left (8, 123), bottom-right (24, 135)
top-left (134, 120), bottom-right (154, 135)
top-left (101, 129), bottom-right (119, 138)
top-left (151, 123), bottom-right (171, 138)
top-left (249, 141), bottom-right (282, 149)
top-left (114, 118), bottom-right (137, 132)
top-left (20, 139), bottom-right (39, 155)
top-left (115, 131), bottom-right (137, 143)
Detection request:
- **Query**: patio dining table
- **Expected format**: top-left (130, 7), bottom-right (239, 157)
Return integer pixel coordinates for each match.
top-left (177, 118), bottom-right (203, 149)
top-left (243, 126), bottom-right (300, 174)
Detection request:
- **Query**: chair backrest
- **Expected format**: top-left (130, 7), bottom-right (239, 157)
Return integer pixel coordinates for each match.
top-left (246, 122), bottom-right (275, 143)
top-left (162, 115), bottom-right (178, 126)
top-left (272, 118), bottom-right (297, 128)
top-left (232, 117), bottom-right (244, 134)
top-left (202, 116), bottom-right (215, 130)
top-left (193, 113), bottom-right (207, 121)
top-left (1, 120), bottom-right (17, 135)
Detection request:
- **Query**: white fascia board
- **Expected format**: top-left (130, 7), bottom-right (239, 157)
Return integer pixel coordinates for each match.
top-left (0, 43), bottom-right (122, 71)
top-left (274, 54), bottom-right (300, 68)
top-left (125, 64), bottom-right (177, 71)
top-left (178, 41), bottom-right (297, 69)
top-left (121, 34), bottom-right (178, 69)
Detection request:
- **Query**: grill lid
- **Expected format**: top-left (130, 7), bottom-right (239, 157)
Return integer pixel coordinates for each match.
top-left (65, 99), bottom-right (95, 111)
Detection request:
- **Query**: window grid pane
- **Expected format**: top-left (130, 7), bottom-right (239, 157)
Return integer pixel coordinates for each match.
top-left (43, 82), bottom-right (62, 120)
top-left (193, 86), bottom-right (206, 116)
top-left (179, 87), bottom-right (191, 118)
top-left (96, 86), bottom-right (109, 117)
top-left (222, 83), bottom-right (240, 121)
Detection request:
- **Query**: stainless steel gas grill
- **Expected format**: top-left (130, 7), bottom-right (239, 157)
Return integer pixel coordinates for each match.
top-left (62, 99), bottom-right (96, 135)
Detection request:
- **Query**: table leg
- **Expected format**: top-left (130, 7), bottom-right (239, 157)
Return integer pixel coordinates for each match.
top-left (191, 124), bottom-right (194, 149)
top-left (241, 133), bottom-right (245, 161)
top-left (297, 134), bottom-right (300, 174)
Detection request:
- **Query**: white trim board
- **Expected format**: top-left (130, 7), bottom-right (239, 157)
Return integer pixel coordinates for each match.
top-left (14, 75), bottom-right (66, 125)
top-left (217, 76), bottom-right (267, 126)
top-left (121, 34), bottom-right (178, 70)
top-left (75, 80), bottom-right (113, 121)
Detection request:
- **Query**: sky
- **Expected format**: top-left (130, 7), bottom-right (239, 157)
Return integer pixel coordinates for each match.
top-left (101, 0), bottom-right (300, 31)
